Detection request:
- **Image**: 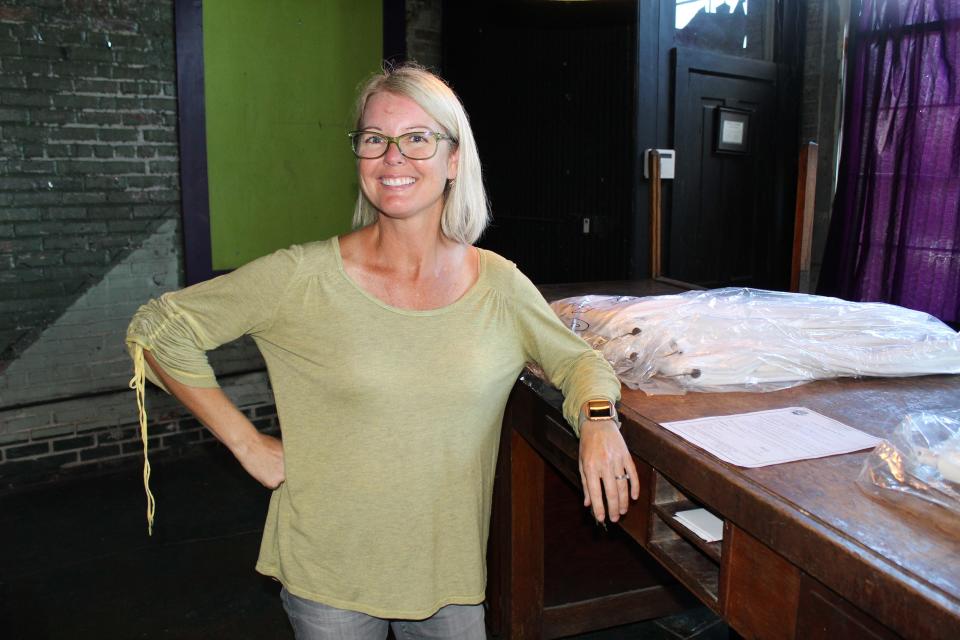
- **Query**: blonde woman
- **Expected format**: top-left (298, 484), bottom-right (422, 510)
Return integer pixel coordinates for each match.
top-left (127, 64), bottom-right (637, 639)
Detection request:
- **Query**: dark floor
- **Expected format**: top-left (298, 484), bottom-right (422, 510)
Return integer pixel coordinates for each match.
top-left (0, 450), bottom-right (728, 640)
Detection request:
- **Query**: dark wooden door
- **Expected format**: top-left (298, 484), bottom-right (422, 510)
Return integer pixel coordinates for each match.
top-left (639, 0), bottom-right (803, 288)
top-left (443, 0), bottom-right (636, 284)
top-left (669, 48), bottom-right (780, 287)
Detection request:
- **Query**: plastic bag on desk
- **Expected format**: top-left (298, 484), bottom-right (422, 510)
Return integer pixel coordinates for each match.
top-left (857, 411), bottom-right (960, 514)
top-left (550, 294), bottom-right (700, 394)
top-left (550, 289), bottom-right (960, 395)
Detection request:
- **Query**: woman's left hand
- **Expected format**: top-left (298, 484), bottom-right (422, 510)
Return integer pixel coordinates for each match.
top-left (578, 420), bottom-right (639, 523)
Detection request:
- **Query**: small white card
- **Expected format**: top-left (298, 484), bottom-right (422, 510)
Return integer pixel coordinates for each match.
top-left (721, 119), bottom-right (745, 144)
top-left (674, 508), bottom-right (724, 543)
top-left (661, 406), bottom-right (881, 468)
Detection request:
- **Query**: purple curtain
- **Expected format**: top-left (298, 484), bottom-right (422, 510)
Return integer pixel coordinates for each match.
top-left (818, 0), bottom-right (960, 323)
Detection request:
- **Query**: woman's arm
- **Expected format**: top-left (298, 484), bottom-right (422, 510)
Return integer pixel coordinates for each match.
top-left (143, 350), bottom-right (284, 489)
top-left (506, 266), bottom-right (638, 523)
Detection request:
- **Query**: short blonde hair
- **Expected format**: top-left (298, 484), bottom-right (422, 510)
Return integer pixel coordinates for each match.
top-left (351, 64), bottom-right (490, 245)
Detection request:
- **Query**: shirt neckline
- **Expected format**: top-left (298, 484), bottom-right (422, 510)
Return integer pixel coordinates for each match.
top-left (332, 236), bottom-right (488, 316)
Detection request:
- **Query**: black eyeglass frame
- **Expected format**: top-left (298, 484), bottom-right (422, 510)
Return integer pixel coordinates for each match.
top-left (347, 130), bottom-right (456, 160)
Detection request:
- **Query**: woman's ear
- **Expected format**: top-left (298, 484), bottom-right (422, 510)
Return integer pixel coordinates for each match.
top-left (447, 146), bottom-right (459, 180)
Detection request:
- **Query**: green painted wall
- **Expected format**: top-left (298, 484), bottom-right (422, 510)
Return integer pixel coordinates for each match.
top-left (203, 1), bottom-right (382, 269)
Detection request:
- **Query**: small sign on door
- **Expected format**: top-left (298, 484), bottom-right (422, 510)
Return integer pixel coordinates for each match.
top-left (715, 107), bottom-right (750, 154)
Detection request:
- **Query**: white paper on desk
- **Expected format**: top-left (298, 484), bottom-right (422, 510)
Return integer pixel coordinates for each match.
top-left (674, 508), bottom-right (724, 543)
top-left (661, 406), bottom-right (881, 468)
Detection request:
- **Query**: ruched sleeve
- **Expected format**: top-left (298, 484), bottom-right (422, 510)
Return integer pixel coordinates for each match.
top-left (126, 245), bottom-right (302, 391)
top-left (508, 268), bottom-right (621, 436)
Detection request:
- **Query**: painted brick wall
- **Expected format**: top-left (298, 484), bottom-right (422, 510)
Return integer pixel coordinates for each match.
top-left (0, 0), bottom-right (274, 489)
top-left (0, 0), bottom-right (179, 365)
top-left (1, 372), bottom-right (279, 487)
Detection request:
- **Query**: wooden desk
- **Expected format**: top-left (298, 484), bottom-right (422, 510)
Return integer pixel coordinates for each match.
top-left (486, 283), bottom-right (960, 639)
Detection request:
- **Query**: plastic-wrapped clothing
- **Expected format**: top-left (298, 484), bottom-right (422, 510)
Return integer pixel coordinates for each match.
top-left (859, 411), bottom-right (960, 514)
top-left (126, 238), bottom-right (620, 619)
top-left (551, 288), bottom-right (960, 395)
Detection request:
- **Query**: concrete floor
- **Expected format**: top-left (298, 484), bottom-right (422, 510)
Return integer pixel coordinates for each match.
top-left (1, 449), bottom-right (728, 639)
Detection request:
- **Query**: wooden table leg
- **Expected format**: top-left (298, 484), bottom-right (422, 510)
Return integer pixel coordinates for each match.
top-left (507, 427), bottom-right (546, 638)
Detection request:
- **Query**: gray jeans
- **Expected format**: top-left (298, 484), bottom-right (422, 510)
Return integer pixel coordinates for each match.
top-left (280, 588), bottom-right (487, 640)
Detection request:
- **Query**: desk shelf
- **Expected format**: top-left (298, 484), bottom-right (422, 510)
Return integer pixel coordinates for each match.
top-left (647, 472), bottom-right (722, 611)
top-left (652, 500), bottom-right (723, 563)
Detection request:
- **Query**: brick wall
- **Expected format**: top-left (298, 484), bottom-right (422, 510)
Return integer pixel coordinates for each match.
top-left (0, 0), bottom-right (274, 489)
top-left (0, 372), bottom-right (279, 486)
top-left (0, 0), bottom-right (179, 365)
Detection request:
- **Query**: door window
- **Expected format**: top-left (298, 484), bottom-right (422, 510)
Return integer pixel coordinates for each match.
top-left (675, 0), bottom-right (773, 60)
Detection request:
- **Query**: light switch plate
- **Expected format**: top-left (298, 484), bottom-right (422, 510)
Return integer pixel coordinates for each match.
top-left (644, 148), bottom-right (675, 180)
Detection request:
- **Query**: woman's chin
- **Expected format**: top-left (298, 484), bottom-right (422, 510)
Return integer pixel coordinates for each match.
top-left (375, 204), bottom-right (444, 224)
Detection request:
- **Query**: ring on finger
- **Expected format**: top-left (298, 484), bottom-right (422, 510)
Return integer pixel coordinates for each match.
top-left (615, 473), bottom-right (630, 481)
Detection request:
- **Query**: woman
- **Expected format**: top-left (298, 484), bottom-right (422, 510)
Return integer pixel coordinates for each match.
top-left (127, 64), bottom-right (638, 639)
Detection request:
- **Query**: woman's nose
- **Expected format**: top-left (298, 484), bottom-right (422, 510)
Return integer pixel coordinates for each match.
top-left (383, 140), bottom-right (405, 163)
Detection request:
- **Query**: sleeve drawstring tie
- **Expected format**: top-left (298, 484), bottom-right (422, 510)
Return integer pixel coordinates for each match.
top-left (129, 344), bottom-right (156, 536)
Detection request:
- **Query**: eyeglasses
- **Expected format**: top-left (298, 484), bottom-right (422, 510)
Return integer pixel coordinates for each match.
top-left (347, 130), bottom-right (455, 160)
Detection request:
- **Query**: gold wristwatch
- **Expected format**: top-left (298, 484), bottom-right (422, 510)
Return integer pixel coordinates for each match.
top-left (579, 399), bottom-right (621, 429)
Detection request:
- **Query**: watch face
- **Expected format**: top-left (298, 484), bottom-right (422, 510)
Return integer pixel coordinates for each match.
top-left (587, 401), bottom-right (613, 419)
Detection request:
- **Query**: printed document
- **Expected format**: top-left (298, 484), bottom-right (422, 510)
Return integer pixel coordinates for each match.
top-left (661, 407), bottom-right (880, 468)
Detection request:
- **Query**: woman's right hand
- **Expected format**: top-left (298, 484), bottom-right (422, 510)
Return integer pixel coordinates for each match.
top-left (232, 432), bottom-right (286, 489)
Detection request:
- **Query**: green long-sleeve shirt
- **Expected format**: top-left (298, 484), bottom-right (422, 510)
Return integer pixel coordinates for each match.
top-left (126, 237), bottom-right (620, 618)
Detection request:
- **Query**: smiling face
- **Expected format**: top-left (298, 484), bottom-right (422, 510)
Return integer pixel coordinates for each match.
top-left (357, 91), bottom-right (459, 226)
